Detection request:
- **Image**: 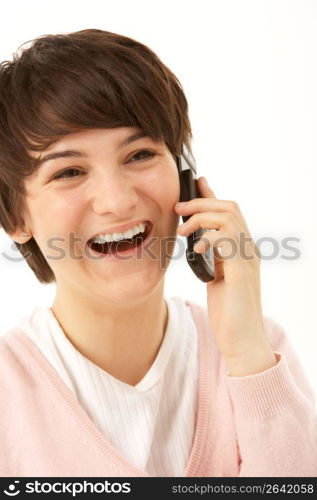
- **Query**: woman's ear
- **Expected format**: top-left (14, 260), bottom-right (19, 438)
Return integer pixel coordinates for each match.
top-left (10, 229), bottom-right (32, 244)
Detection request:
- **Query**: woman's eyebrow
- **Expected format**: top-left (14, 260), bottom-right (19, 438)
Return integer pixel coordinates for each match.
top-left (32, 131), bottom-right (149, 170)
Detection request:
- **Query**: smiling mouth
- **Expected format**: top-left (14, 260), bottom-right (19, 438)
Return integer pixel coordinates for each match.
top-left (86, 221), bottom-right (153, 255)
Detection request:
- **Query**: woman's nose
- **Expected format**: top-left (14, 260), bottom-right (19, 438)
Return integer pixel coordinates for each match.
top-left (89, 172), bottom-right (139, 216)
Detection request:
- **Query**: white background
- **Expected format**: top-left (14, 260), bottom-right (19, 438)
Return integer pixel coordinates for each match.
top-left (0, 1), bottom-right (316, 394)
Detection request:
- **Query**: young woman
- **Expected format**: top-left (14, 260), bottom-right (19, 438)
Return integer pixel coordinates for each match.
top-left (0, 29), bottom-right (316, 477)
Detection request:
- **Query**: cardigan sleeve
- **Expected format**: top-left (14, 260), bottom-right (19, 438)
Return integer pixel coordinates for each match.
top-left (225, 316), bottom-right (317, 477)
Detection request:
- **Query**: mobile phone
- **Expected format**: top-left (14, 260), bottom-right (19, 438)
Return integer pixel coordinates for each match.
top-left (175, 144), bottom-right (215, 282)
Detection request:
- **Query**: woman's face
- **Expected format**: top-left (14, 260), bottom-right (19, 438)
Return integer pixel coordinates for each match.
top-left (19, 127), bottom-right (181, 305)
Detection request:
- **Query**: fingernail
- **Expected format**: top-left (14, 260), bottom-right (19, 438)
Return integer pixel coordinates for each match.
top-left (194, 240), bottom-right (205, 252)
top-left (176, 201), bottom-right (188, 207)
top-left (177, 222), bottom-right (187, 231)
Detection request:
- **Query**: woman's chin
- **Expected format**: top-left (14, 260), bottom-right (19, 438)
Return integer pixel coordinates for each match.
top-left (91, 264), bottom-right (164, 302)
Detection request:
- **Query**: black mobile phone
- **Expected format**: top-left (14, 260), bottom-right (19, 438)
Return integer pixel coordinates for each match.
top-left (175, 145), bottom-right (215, 282)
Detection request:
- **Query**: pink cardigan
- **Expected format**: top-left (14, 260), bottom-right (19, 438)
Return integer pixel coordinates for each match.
top-left (0, 300), bottom-right (316, 477)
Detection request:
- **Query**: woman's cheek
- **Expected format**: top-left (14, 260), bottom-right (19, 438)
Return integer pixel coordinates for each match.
top-left (32, 199), bottom-right (79, 260)
top-left (151, 164), bottom-right (180, 209)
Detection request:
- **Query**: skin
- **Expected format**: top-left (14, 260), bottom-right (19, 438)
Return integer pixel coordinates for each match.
top-left (176, 179), bottom-right (277, 376)
top-left (11, 127), bottom-right (180, 386)
top-left (11, 126), bottom-right (277, 383)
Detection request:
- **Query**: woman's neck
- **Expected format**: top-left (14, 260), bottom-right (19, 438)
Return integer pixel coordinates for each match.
top-left (50, 282), bottom-right (169, 386)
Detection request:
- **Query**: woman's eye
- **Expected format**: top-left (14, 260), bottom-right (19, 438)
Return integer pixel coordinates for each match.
top-left (129, 149), bottom-right (155, 162)
top-left (52, 150), bottom-right (155, 181)
top-left (52, 168), bottom-right (83, 180)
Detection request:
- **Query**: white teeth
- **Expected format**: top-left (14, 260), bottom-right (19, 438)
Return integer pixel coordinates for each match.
top-left (91, 222), bottom-right (146, 244)
top-left (122, 229), bottom-right (134, 239)
top-left (113, 233), bottom-right (123, 242)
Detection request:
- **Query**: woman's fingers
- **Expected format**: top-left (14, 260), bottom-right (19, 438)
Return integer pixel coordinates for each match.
top-left (177, 211), bottom-right (239, 241)
top-left (197, 176), bottom-right (217, 198)
top-left (175, 177), bottom-right (252, 239)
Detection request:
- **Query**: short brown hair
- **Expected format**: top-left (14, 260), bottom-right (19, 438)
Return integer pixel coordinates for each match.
top-left (0, 29), bottom-right (193, 283)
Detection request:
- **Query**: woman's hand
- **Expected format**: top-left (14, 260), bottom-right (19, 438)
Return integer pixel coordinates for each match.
top-left (175, 176), bottom-right (277, 377)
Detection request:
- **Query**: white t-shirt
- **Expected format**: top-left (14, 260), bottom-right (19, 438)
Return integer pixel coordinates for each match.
top-left (17, 296), bottom-right (198, 477)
